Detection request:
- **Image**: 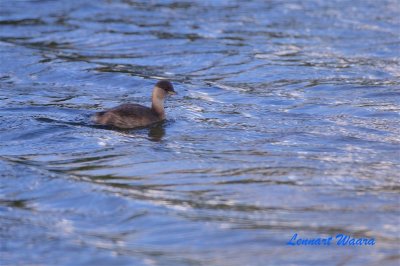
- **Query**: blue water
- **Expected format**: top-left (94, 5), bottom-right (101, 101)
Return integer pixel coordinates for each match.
top-left (1, 0), bottom-right (399, 265)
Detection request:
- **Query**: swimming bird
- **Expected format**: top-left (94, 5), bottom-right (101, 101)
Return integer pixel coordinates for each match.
top-left (93, 80), bottom-right (176, 128)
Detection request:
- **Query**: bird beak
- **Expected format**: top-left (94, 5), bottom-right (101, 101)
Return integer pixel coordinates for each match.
top-left (168, 91), bottom-right (177, 95)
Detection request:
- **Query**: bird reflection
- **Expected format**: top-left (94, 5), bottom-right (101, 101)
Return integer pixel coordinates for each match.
top-left (147, 121), bottom-right (166, 141)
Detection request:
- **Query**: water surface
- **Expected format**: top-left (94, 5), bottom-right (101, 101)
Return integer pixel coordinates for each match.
top-left (1, 0), bottom-right (400, 265)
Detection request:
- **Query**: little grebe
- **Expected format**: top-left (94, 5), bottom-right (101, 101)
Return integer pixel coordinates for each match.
top-left (93, 80), bottom-right (176, 128)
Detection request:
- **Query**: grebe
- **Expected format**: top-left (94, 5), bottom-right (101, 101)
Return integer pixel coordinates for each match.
top-left (93, 80), bottom-right (176, 128)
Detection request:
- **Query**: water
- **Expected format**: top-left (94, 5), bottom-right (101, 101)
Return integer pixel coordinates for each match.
top-left (1, 0), bottom-right (399, 265)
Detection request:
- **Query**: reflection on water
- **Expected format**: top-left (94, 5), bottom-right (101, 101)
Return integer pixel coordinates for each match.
top-left (147, 122), bottom-right (166, 142)
top-left (0, 0), bottom-right (399, 265)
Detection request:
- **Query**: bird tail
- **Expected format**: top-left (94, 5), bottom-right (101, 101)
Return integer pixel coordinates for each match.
top-left (91, 111), bottom-right (105, 123)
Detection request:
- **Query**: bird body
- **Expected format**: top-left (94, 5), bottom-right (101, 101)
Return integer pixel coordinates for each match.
top-left (93, 80), bottom-right (175, 129)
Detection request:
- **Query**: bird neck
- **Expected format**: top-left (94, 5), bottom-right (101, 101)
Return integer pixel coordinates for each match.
top-left (151, 87), bottom-right (165, 118)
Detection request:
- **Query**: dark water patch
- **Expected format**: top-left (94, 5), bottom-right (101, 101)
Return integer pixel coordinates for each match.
top-left (0, 18), bottom-right (46, 26)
